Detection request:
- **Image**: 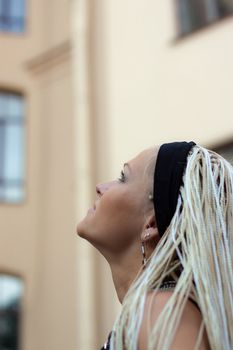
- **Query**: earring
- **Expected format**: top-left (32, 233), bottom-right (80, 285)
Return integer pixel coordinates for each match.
top-left (148, 193), bottom-right (153, 201)
top-left (144, 231), bottom-right (150, 239)
top-left (141, 242), bottom-right (147, 268)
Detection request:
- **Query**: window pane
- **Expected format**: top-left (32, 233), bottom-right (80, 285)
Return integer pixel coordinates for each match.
top-left (0, 91), bottom-right (25, 203)
top-left (0, 93), bottom-right (9, 118)
top-left (7, 94), bottom-right (25, 119)
top-left (0, 274), bottom-right (23, 350)
top-left (0, 275), bottom-right (23, 308)
top-left (4, 125), bottom-right (25, 181)
top-left (177, 0), bottom-right (233, 36)
top-left (178, 0), bottom-right (192, 34)
top-left (0, 0), bottom-right (25, 33)
top-left (0, 186), bottom-right (4, 200)
top-left (218, 0), bottom-right (233, 15)
top-left (0, 122), bottom-right (6, 180)
top-left (205, 0), bottom-right (219, 21)
top-left (0, 92), bottom-right (25, 120)
top-left (10, 18), bottom-right (24, 33)
top-left (4, 183), bottom-right (24, 203)
top-left (10, 0), bottom-right (25, 18)
top-left (0, 0), bottom-right (3, 15)
top-left (178, 0), bottom-right (207, 34)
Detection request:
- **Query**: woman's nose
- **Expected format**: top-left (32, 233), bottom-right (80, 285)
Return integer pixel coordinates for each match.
top-left (96, 184), bottom-right (102, 196)
top-left (96, 183), bottom-right (109, 196)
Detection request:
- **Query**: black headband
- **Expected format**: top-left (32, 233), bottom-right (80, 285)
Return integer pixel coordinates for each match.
top-left (153, 141), bottom-right (196, 237)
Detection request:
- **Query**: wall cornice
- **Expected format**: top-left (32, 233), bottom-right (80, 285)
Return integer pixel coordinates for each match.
top-left (25, 40), bottom-right (72, 74)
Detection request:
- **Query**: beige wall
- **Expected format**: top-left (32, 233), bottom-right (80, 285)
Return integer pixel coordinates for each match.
top-left (0, 1), bottom-right (233, 350)
top-left (90, 1), bottom-right (233, 174)
top-left (79, 0), bottom-right (233, 347)
top-left (0, 1), bottom-right (77, 350)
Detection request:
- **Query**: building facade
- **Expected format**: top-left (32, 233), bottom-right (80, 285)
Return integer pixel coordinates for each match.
top-left (0, 1), bottom-right (233, 350)
top-left (0, 0), bottom-right (78, 349)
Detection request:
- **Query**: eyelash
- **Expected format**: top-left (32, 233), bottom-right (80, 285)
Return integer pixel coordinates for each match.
top-left (118, 170), bottom-right (126, 182)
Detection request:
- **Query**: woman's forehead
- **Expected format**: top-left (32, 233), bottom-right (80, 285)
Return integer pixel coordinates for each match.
top-left (129, 147), bottom-right (159, 166)
top-left (125, 147), bottom-right (159, 175)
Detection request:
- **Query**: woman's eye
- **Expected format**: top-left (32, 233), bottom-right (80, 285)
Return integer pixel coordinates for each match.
top-left (118, 170), bottom-right (126, 182)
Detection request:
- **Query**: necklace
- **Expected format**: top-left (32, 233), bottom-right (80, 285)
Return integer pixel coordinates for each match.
top-left (158, 280), bottom-right (177, 291)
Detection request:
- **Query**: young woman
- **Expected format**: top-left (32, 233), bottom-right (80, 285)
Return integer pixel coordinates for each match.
top-left (77, 141), bottom-right (233, 350)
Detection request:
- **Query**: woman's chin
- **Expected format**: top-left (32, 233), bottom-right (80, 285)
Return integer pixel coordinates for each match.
top-left (76, 220), bottom-right (86, 238)
top-left (76, 207), bottom-right (96, 237)
top-left (76, 219), bottom-right (94, 242)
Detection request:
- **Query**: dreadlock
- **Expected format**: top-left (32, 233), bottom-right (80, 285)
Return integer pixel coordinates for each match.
top-left (109, 145), bottom-right (233, 350)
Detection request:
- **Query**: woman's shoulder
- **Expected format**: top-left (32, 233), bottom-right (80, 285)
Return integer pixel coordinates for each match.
top-left (138, 290), bottom-right (210, 350)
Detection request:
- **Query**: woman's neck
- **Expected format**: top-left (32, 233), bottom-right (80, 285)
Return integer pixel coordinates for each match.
top-left (108, 251), bottom-right (142, 304)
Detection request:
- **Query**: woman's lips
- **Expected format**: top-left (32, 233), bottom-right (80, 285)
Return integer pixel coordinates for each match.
top-left (87, 202), bottom-right (96, 214)
top-left (88, 207), bottom-right (95, 214)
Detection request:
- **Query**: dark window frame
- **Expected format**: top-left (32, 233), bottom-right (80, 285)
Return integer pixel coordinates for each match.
top-left (0, 272), bottom-right (24, 350)
top-left (175, 0), bottom-right (233, 39)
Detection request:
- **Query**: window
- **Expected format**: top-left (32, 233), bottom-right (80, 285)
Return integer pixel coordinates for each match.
top-left (0, 0), bottom-right (25, 33)
top-left (176, 0), bottom-right (233, 36)
top-left (0, 91), bottom-right (25, 203)
top-left (0, 274), bottom-right (24, 350)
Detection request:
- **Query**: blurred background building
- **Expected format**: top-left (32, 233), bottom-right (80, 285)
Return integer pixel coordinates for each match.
top-left (0, 0), bottom-right (232, 350)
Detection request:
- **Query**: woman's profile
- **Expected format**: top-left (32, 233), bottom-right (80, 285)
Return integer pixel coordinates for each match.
top-left (76, 141), bottom-right (233, 350)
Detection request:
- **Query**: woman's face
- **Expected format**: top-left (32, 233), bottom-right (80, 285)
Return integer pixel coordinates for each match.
top-left (76, 148), bottom-right (156, 256)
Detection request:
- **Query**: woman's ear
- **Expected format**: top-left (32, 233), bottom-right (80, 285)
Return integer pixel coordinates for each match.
top-left (141, 213), bottom-right (160, 244)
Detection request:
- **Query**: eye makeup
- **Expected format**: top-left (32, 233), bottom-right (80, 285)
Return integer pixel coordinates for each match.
top-left (118, 170), bottom-right (126, 182)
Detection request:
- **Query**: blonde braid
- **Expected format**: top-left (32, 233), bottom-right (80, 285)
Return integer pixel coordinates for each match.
top-left (109, 145), bottom-right (233, 350)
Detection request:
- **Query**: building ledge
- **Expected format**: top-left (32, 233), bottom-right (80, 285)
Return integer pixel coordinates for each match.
top-left (25, 40), bottom-right (72, 74)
